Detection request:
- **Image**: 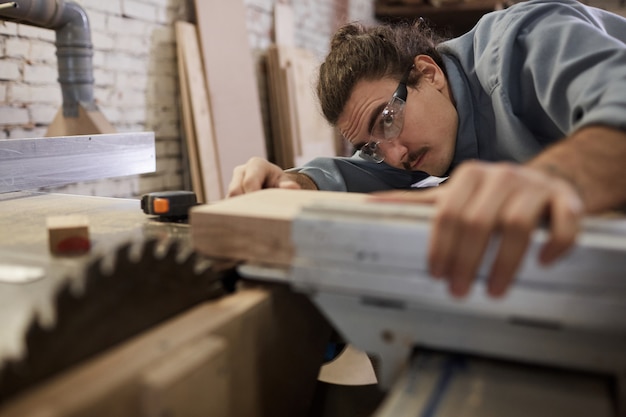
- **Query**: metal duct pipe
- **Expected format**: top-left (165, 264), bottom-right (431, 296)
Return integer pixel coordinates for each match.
top-left (0, 0), bottom-right (95, 118)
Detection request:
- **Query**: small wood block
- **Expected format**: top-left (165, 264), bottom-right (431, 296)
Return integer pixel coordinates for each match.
top-left (46, 215), bottom-right (91, 256)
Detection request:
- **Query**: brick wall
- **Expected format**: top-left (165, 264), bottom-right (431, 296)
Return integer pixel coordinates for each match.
top-left (0, 0), bottom-right (373, 198)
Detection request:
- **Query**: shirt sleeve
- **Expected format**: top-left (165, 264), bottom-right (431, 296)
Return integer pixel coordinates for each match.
top-left (474, 0), bottom-right (626, 135)
top-left (288, 155), bottom-right (432, 192)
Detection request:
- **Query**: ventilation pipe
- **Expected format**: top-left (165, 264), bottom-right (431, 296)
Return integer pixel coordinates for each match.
top-left (0, 0), bottom-right (115, 136)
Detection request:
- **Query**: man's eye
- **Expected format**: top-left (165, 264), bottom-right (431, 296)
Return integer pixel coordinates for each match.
top-left (382, 112), bottom-right (394, 129)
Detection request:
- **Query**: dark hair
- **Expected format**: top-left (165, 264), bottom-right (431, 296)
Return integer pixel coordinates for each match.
top-left (317, 20), bottom-right (448, 125)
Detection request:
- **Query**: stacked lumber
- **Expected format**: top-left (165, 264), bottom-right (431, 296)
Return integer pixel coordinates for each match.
top-left (266, 4), bottom-right (337, 169)
top-left (175, 0), bottom-right (270, 202)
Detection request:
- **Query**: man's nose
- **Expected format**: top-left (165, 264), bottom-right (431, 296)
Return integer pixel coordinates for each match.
top-left (378, 140), bottom-right (407, 163)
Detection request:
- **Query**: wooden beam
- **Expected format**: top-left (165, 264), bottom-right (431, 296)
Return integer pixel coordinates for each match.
top-left (176, 21), bottom-right (223, 202)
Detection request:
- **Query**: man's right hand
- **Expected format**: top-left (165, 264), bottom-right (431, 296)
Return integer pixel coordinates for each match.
top-left (227, 157), bottom-right (306, 197)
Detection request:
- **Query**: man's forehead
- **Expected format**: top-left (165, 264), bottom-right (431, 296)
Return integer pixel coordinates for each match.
top-left (338, 78), bottom-right (399, 143)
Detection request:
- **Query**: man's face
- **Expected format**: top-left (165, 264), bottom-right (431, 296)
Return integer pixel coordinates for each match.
top-left (337, 58), bottom-right (458, 176)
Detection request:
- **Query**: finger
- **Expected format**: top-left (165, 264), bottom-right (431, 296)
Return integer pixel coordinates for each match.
top-left (241, 170), bottom-right (266, 194)
top-left (226, 166), bottom-right (246, 198)
top-left (539, 184), bottom-right (583, 264)
top-left (428, 175), bottom-right (481, 280)
top-left (487, 227), bottom-right (531, 297)
top-left (486, 190), bottom-right (545, 297)
top-left (447, 172), bottom-right (520, 297)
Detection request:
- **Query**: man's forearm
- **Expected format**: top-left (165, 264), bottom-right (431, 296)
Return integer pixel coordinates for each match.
top-left (527, 125), bottom-right (626, 213)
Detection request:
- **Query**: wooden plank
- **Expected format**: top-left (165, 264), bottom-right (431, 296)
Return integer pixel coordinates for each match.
top-left (0, 286), bottom-right (332, 417)
top-left (189, 189), bottom-right (369, 266)
top-left (194, 0), bottom-right (267, 194)
top-left (176, 22), bottom-right (205, 203)
top-left (141, 336), bottom-right (230, 417)
top-left (176, 21), bottom-right (223, 202)
top-left (266, 46), bottom-right (292, 169)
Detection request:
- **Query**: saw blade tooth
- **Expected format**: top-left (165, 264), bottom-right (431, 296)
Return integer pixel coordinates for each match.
top-left (154, 237), bottom-right (180, 262)
top-left (135, 238), bottom-right (160, 263)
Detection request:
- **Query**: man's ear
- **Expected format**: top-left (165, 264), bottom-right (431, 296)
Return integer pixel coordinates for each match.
top-left (413, 55), bottom-right (446, 89)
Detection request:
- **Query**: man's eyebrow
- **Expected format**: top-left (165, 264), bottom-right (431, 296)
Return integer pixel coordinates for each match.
top-left (368, 102), bottom-right (387, 135)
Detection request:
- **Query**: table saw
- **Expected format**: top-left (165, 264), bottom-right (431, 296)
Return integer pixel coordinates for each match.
top-left (0, 133), bottom-right (332, 417)
top-left (1, 133), bottom-right (626, 416)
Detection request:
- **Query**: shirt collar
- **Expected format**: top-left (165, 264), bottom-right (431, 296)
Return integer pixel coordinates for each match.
top-left (441, 54), bottom-right (480, 174)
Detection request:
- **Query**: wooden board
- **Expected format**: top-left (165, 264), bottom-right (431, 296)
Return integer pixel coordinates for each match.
top-left (176, 21), bottom-right (223, 203)
top-left (189, 189), bottom-right (368, 266)
top-left (176, 22), bottom-right (205, 203)
top-left (194, 0), bottom-right (267, 193)
top-left (0, 286), bottom-right (332, 417)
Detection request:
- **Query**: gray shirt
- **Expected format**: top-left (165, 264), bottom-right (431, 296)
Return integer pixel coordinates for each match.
top-left (296, 0), bottom-right (626, 192)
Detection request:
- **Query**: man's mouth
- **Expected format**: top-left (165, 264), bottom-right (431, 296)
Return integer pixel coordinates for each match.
top-left (403, 149), bottom-right (427, 171)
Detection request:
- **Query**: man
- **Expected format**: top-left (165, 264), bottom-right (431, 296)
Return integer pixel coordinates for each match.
top-left (228, 0), bottom-right (626, 298)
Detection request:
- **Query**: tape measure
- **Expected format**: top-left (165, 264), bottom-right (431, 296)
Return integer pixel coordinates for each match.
top-left (140, 191), bottom-right (197, 220)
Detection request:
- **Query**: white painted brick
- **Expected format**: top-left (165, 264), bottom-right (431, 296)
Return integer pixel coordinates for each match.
top-left (155, 7), bottom-right (168, 25)
top-left (92, 50), bottom-right (106, 67)
top-left (0, 21), bottom-right (18, 36)
top-left (87, 10), bottom-right (108, 32)
top-left (103, 52), bottom-right (148, 73)
top-left (83, 0), bottom-right (123, 16)
top-left (245, 0), bottom-right (273, 10)
top-left (143, 0), bottom-right (171, 8)
top-left (29, 104), bottom-right (58, 124)
top-left (112, 91), bottom-right (147, 108)
top-left (92, 31), bottom-right (116, 51)
top-left (115, 35), bottom-right (150, 54)
top-left (29, 40), bottom-right (58, 63)
top-left (6, 126), bottom-right (48, 139)
top-left (17, 25), bottom-right (56, 42)
top-left (96, 104), bottom-right (120, 123)
top-left (108, 15), bottom-right (150, 36)
top-left (0, 60), bottom-right (21, 81)
top-left (5, 38), bottom-right (29, 59)
top-left (93, 68), bottom-right (115, 87)
top-left (115, 72), bottom-right (148, 91)
top-left (0, 106), bottom-right (29, 125)
top-left (123, 0), bottom-right (158, 22)
top-left (10, 84), bottom-right (61, 104)
top-left (0, 84), bottom-right (6, 102)
top-left (119, 107), bottom-right (147, 123)
top-left (23, 64), bottom-right (57, 84)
